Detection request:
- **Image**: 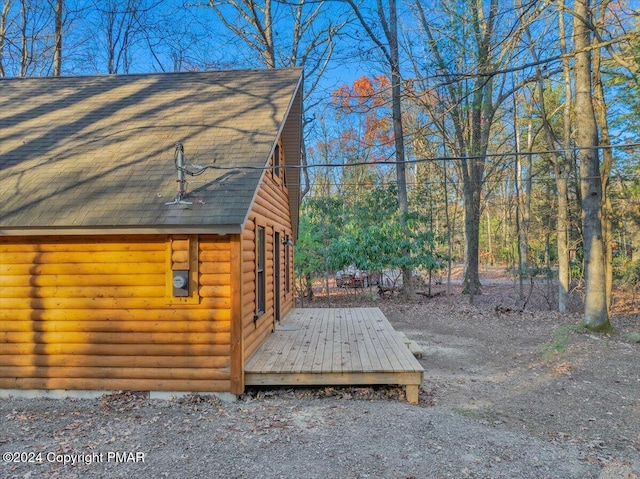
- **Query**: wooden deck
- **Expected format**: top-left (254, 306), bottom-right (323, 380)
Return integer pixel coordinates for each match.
top-left (244, 308), bottom-right (424, 403)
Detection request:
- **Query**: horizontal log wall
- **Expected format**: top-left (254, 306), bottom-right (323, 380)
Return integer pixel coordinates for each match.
top-left (0, 234), bottom-right (232, 392)
top-left (243, 140), bottom-right (296, 361)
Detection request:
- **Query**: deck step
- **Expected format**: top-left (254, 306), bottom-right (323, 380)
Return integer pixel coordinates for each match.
top-left (408, 341), bottom-right (424, 358)
top-left (396, 332), bottom-right (425, 359)
top-left (397, 332), bottom-right (411, 347)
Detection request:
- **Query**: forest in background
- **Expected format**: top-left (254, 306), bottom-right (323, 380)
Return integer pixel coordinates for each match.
top-left (1, 0), bottom-right (639, 330)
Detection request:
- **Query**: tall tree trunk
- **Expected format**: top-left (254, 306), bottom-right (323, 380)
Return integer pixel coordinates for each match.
top-left (19, 0), bottom-right (28, 77)
top-left (574, 0), bottom-right (610, 331)
top-left (415, 0), bottom-right (521, 296)
top-left (514, 149), bottom-right (524, 298)
top-left (521, 122), bottom-right (533, 272)
top-left (262, 0), bottom-right (275, 68)
top-left (443, 156), bottom-right (453, 296)
top-left (526, 0), bottom-right (572, 312)
top-left (388, 0), bottom-right (408, 217)
top-left (486, 208), bottom-right (493, 267)
top-left (462, 178), bottom-right (482, 295)
top-left (347, 0), bottom-right (412, 297)
top-left (632, 224), bottom-right (640, 263)
top-left (557, 0), bottom-right (572, 313)
top-left (388, 0), bottom-right (412, 297)
top-left (106, 9), bottom-right (115, 74)
top-left (53, 0), bottom-right (63, 76)
top-left (513, 89), bottom-right (531, 299)
top-left (593, 66), bottom-right (614, 314)
top-left (592, 0), bottom-right (614, 313)
top-left (461, 0), bottom-right (497, 295)
top-left (0, 0), bottom-right (10, 77)
top-left (557, 168), bottom-right (571, 312)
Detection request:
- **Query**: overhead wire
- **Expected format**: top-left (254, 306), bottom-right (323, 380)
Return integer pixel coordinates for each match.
top-left (175, 141), bottom-right (640, 173)
top-left (172, 142), bottom-right (640, 199)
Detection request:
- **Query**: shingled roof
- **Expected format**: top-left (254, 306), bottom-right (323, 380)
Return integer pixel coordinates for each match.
top-left (0, 68), bottom-right (303, 235)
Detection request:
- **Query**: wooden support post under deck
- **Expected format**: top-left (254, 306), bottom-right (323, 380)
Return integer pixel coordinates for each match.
top-left (405, 385), bottom-right (419, 404)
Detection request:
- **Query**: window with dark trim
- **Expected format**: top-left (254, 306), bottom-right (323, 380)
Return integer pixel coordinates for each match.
top-left (284, 235), bottom-right (291, 294)
top-left (273, 143), bottom-right (281, 177)
top-left (256, 226), bottom-right (266, 318)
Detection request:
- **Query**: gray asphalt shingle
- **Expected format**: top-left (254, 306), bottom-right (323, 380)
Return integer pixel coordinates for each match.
top-left (0, 68), bottom-right (302, 233)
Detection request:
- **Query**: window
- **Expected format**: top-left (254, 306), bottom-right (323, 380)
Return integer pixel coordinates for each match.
top-left (273, 143), bottom-right (280, 177)
top-left (256, 226), bottom-right (266, 318)
top-left (285, 235), bottom-right (291, 294)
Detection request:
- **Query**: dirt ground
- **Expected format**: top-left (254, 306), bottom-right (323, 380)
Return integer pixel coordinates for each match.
top-left (1, 269), bottom-right (639, 478)
top-left (315, 268), bottom-right (640, 475)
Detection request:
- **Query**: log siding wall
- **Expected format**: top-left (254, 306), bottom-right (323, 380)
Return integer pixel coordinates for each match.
top-left (0, 137), bottom-right (298, 394)
top-left (0, 234), bottom-right (233, 392)
top-left (242, 139), bottom-right (296, 361)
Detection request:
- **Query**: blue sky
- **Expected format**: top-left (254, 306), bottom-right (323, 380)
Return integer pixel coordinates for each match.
top-left (2, 0), bottom-right (638, 159)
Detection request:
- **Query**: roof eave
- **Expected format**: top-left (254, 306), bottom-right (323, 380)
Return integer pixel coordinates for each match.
top-left (284, 74), bottom-right (303, 241)
top-left (0, 224), bottom-right (243, 237)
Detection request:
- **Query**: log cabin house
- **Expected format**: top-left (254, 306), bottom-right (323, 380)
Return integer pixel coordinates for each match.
top-left (0, 68), bottom-right (303, 397)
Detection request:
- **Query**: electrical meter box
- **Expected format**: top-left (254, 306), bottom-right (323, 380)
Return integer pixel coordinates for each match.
top-left (172, 270), bottom-right (190, 297)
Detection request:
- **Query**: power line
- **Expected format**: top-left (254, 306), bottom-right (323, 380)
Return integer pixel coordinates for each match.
top-left (299, 176), bottom-right (640, 194)
top-left (182, 172), bottom-right (640, 193)
top-left (180, 141), bottom-right (640, 173)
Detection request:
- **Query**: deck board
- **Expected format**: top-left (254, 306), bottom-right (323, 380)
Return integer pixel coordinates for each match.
top-left (354, 308), bottom-right (377, 372)
top-left (300, 308), bottom-right (323, 372)
top-left (310, 308), bottom-right (327, 373)
top-left (345, 309), bottom-right (362, 372)
top-left (245, 308), bottom-right (424, 403)
top-left (361, 308), bottom-right (395, 371)
top-left (373, 309), bottom-right (408, 372)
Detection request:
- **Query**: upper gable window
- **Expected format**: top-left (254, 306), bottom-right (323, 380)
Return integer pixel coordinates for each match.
top-left (273, 143), bottom-right (281, 177)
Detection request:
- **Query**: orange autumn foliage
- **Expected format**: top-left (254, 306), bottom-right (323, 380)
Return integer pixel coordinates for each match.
top-left (332, 75), bottom-right (394, 157)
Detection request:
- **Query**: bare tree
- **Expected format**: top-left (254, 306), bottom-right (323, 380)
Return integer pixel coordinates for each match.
top-left (414, 0), bottom-right (531, 295)
top-left (207, 0), bottom-right (342, 198)
top-left (520, 0), bottom-right (574, 312)
top-left (209, 0), bottom-right (276, 67)
top-left (138, 6), bottom-right (219, 73)
top-left (8, 0), bottom-right (56, 76)
top-left (0, 0), bottom-right (10, 77)
top-left (591, 0), bottom-right (623, 314)
top-left (512, 83), bottom-right (534, 300)
top-left (19, 0), bottom-right (29, 76)
top-left (52, 0), bottom-right (62, 75)
top-left (556, 0), bottom-right (573, 313)
top-left (344, 0), bottom-right (414, 295)
top-left (84, 0), bottom-right (162, 74)
top-left (102, 0), bottom-right (136, 74)
top-left (574, 0), bottom-right (610, 331)
top-left (207, 0), bottom-right (340, 106)
top-left (1, 0), bottom-right (72, 77)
